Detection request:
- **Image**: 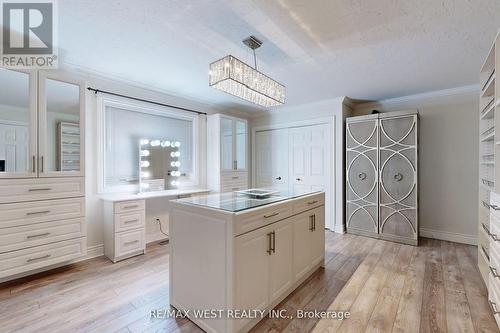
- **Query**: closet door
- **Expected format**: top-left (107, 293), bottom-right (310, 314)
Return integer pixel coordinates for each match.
top-left (378, 114), bottom-right (418, 245)
top-left (255, 129), bottom-right (289, 191)
top-left (289, 124), bottom-right (331, 227)
top-left (0, 69), bottom-right (37, 178)
top-left (38, 72), bottom-right (85, 178)
top-left (346, 116), bottom-right (379, 237)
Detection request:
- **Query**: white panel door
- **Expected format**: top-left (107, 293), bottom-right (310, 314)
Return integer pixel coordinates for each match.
top-left (255, 128), bottom-right (289, 191)
top-left (290, 124), bottom-right (331, 228)
top-left (0, 123), bottom-right (28, 173)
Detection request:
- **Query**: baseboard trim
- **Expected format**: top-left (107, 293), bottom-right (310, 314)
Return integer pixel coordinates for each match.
top-left (85, 244), bottom-right (104, 260)
top-left (419, 228), bottom-right (477, 245)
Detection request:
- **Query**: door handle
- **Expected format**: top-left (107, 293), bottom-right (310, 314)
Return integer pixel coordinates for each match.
top-left (267, 232), bottom-right (273, 255)
top-left (490, 300), bottom-right (500, 315)
top-left (309, 215), bottom-right (314, 231)
top-left (40, 156), bottom-right (44, 173)
top-left (271, 231), bottom-right (276, 254)
top-left (358, 172), bottom-right (367, 180)
top-left (275, 176), bottom-right (282, 180)
top-left (32, 155), bottom-right (36, 173)
top-left (394, 173), bottom-right (403, 182)
top-left (313, 215), bottom-right (316, 231)
top-left (296, 178), bottom-right (302, 181)
top-left (490, 266), bottom-right (500, 278)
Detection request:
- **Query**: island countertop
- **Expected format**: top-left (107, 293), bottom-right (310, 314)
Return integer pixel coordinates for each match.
top-left (173, 190), bottom-right (322, 212)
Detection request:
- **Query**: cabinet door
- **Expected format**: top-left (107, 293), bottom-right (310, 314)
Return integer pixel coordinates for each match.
top-left (38, 72), bottom-right (85, 177)
top-left (0, 69), bottom-right (37, 178)
top-left (255, 128), bottom-right (289, 191)
top-left (269, 219), bottom-right (293, 301)
top-left (379, 114), bottom-right (418, 244)
top-left (292, 212), bottom-right (313, 281)
top-left (235, 225), bottom-right (271, 313)
top-left (220, 117), bottom-right (233, 171)
top-left (235, 119), bottom-right (247, 171)
top-left (346, 118), bottom-right (379, 236)
top-left (311, 207), bottom-right (325, 266)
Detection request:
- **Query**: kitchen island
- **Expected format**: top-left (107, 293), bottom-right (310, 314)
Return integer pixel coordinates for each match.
top-left (169, 190), bottom-right (325, 333)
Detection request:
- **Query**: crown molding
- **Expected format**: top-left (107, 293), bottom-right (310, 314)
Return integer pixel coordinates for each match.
top-left (354, 84), bottom-right (479, 110)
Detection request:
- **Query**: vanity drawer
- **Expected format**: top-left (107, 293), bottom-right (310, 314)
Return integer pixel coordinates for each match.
top-left (221, 172), bottom-right (248, 183)
top-left (234, 202), bottom-right (293, 236)
top-left (0, 218), bottom-right (85, 253)
top-left (115, 211), bottom-right (145, 232)
top-left (115, 229), bottom-right (145, 259)
top-left (490, 266), bottom-right (500, 327)
top-left (0, 178), bottom-right (85, 204)
top-left (292, 193), bottom-right (325, 214)
top-left (114, 200), bottom-right (145, 214)
top-left (0, 198), bottom-right (85, 229)
top-left (0, 237), bottom-right (86, 279)
top-left (221, 182), bottom-right (248, 193)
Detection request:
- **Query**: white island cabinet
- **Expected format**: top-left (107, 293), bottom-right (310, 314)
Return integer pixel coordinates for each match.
top-left (169, 191), bottom-right (325, 333)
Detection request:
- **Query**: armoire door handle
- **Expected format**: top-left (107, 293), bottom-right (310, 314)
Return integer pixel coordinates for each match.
top-left (394, 173), bottom-right (403, 181)
top-left (358, 172), bottom-right (367, 180)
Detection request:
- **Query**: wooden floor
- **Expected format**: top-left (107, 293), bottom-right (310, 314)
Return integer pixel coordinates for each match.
top-left (0, 233), bottom-right (497, 333)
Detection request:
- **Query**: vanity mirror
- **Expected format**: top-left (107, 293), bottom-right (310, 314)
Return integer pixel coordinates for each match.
top-left (139, 139), bottom-right (182, 192)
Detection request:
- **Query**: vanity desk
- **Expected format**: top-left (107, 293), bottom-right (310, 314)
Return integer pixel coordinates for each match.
top-left (101, 189), bottom-right (209, 263)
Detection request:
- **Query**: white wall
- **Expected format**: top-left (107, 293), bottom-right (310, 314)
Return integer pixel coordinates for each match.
top-left (54, 69), bottom-right (253, 253)
top-left (352, 87), bottom-right (479, 244)
top-left (250, 97), bottom-right (351, 233)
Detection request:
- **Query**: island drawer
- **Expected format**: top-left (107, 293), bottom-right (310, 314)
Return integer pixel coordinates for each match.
top-left (234, 202), bottom-right (293, 236)
top-left (292, 192), bottom-right (325, 214)
top-left (0, 198), bottom-right (85, 229)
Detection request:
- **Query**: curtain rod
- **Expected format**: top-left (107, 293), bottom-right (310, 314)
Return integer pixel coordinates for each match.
top-left (87, 87), bottom-right (207, 115)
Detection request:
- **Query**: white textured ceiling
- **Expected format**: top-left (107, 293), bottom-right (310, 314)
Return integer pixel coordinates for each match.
top-left (59, 0), bottom-right (500, 110)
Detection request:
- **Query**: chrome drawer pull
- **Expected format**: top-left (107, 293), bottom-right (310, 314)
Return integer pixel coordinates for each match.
top-left (307, 200), bottom-right (319, 205)
top-left (123, 205), bottom-right (139, 209)
top-left (27, 232), bottom-right (50, 239)
top-left (490, 266), bottom-right (500, 278)
top-left (491, 205), bottom-right (500, 211)
top-left (27, 254), bottom-right (51, 262)
top-left (491, 233), bottom-right (500, 241)
top-left (232, 176), bottom-right (239, 179)
top-left (124, 219), bottom-right (139, 224)
top-left (490, 300), bottom-right (500, 314)
top-left (264, 212), bottom-right (279, 219)
top-left (26, 210), bottom-right (50, 216)
top-left (28, 188), bottom-right (52, 192)
top-left (124, 240), bottom-right (139, 246)
top-left (266, 232), bottom-right (273, 255)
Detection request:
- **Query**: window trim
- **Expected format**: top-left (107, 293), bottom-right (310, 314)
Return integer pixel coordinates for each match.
top-left (96, 94), bottom-right (201, 194)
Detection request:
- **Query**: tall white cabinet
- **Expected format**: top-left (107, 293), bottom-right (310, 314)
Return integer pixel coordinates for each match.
top-left (0, 69), bottom-right (86, 281)
top-left (478, 32), bottom-right (500, 330)
top-left (207, 114), bottom-right (249, 192)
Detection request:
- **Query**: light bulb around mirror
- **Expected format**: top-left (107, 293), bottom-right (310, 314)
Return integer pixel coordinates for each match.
top-left (174, 161), bottom-right (181, 167)
top-left (161, 141), bottom-right (171, 147)
top-left (175, 151), bottom-right (181, 157)
top-left (141, 150), bottom-right (150, 157)
top-left (170, 152), bottom-right (176, 157)
top-left (140, 139), bottom-right (149, 146)
top-left (141, 171), bottom-right (150, 178)
top-left (150, 140), bottom-right (160, 147)
top-left (141, 161), bottom-right (150, 168)
top-left (170, 161), bottom-right (176, 167)
top-left (171, 180), bottom-right (179, 186)
top-left (174, 141), bottom-right (181, 147)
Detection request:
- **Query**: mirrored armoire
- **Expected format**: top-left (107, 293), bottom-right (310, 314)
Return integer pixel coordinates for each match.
top-left (346, 110), bottom-right (419, 246)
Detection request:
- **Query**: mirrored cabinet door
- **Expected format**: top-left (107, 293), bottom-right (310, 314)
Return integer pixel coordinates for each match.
top-left (38, 72), bottom-right (85, 177)
top-left (235, 119), bottom-right (247, 171)
top-left (0, 69), bottom-right (37, 178)
top-left (221, 117), bottom-right (234, 171)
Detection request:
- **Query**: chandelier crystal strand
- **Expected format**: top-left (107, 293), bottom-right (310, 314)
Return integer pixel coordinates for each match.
top-left (209, 55), bottom-right (285, 107)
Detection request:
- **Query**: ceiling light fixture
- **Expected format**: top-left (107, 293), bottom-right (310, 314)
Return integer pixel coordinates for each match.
top-left (209, 36), bottom-right (286, 107)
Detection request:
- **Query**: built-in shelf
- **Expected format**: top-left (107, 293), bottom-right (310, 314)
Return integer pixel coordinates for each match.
top-left (482, 74), bottom-right (496, 98)
top-left (481, 99), bottom-right (496, 119)
top-left (480, 161), bottom-right (495, 165)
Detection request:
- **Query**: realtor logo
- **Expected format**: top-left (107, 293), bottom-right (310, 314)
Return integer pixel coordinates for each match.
top-left (1, 0), bottom-right (58, 68)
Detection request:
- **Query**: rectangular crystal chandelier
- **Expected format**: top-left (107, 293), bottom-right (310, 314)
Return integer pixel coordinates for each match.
top-left (209, 55), bottom-right (286, 107)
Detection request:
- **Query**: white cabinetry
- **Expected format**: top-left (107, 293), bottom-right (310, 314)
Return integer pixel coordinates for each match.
top-left (0, 69), bottom-right (86, 281)
top-left (207, 114), bottom-right (248, 192)
top-left (170, 192), bottom-right (325, 333)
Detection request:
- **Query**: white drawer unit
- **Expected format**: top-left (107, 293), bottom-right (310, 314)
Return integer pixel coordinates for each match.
top-left (0, 197), bottom-right (85, 229)
top-left (234, 201), bottom-right (293, 237)
top-left (103, 199), bottom-right (146, 263)
top-left (0, 178), bottom-right (85, 204)
top-left (0, 237), bottom-right (87, 279)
